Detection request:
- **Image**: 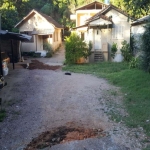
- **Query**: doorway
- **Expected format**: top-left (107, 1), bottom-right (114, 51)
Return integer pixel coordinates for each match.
top-left (94, 29), bottom-right (101, 50)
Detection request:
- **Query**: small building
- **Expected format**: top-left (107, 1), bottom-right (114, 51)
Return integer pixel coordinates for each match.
top-left (71, 1), bottom-right (131, 62)
top-left (131, 15), bottom-right (150, 54)
top-left (15, 9), bottom-right (63, 55)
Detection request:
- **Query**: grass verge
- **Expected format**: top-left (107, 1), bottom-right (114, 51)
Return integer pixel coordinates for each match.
top-left (63, 62), bottom-right (150, 138)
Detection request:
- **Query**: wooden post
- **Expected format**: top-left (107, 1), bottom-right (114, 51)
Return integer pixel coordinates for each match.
top-left (0, 35), bottom-right (3, 76)
top-left (11, 39), bottom-right (15, 70)
top-left (35, 35), bottom-right (37, 51)
top-left (0, 14), bottom-right (3, 75)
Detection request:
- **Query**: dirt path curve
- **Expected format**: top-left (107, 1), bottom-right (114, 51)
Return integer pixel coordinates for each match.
top-left (0, 45), bottom-right (146, 150)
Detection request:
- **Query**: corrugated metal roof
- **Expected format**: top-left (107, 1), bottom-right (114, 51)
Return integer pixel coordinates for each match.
top-left (0, 30), bottom-right (32, 41)
top-left (131, 15), bottom-right (150, 26)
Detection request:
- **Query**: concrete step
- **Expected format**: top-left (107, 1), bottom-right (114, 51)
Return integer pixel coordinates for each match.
top-left (94, 52), bottom-right (104, 62)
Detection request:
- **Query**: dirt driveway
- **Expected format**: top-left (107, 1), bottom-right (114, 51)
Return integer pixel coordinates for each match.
top-left (0, 47), bottom-right (146, 150)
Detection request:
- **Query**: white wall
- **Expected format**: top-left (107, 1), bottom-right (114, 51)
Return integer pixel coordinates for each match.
top-left (19, 13), bottom-right (62, 52)
top-left (106, 9), bottom-right (131, 62)
top-left (131, 23), bottom-right (146, 54)
top-left (19, 14), bottom-right (55, 32)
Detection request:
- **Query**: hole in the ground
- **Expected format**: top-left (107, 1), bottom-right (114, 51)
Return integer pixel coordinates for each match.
top-left (24, 126), bottom-right (105, 150)
top-left (20, 60), bottom-right (61, 70)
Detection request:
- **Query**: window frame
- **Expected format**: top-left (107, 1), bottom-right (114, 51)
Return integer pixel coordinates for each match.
top-left (112, 25), bottom-right (124, 40)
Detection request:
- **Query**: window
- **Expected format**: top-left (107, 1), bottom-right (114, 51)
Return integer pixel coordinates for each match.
top-left (112, 25), bottom-right (124, 39)
top-left (20, 31), bottom-right (34, 43)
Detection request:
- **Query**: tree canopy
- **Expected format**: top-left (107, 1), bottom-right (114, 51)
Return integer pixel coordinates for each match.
top-left (123, 0), bottom-right (150, 18)
top-left (0, 0), bottom-right (149, 31)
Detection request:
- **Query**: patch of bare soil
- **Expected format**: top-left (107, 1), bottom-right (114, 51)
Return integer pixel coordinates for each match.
top-left (24, 126), bottom-right (105, 150)
top-left (20, 60), bottom-right (61, 70)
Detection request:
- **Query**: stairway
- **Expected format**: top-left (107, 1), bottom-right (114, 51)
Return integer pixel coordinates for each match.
top-left (94, 51), bottom-right (104, 62)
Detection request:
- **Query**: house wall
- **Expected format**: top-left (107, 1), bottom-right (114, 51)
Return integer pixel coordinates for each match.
top-left (88, 9), bottom-right (130, 62)
top-left (37, 35), bottom-right (43, 51)
top-left (52, 29), bottom-right (62, 51)
top-left (131, 23), bottom-right (145, 54)
top-left (131, 24), bottom-right (145, 35)
top-left (74, 5), bottom-right (131, 62)
top-left (18, 13), bottom-right (62, 53)
top-left (76, 10), bottom-right (102, 27)
top-left (101, 28), bottom-right (111, 61)
top-left (105, 9), bottom-right (130, 62)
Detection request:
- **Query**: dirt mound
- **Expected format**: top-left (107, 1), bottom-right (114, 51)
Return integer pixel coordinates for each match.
top-left (20, 60), bottom-right (61, 70)
top-left (24, 126), bottom-right (105, 150)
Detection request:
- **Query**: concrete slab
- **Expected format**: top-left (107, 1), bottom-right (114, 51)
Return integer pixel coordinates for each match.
top-left (45, 62), bottom-right (63, 66)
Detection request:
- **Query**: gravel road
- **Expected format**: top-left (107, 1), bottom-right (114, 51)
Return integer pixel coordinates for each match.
top-left (0, 47), bottom-right (147, 150)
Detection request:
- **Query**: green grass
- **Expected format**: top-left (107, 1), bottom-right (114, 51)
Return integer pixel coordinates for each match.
top-left (63, 62), bottom-right (150, 137)
top-left (0, 109), bottom-right (6, 122)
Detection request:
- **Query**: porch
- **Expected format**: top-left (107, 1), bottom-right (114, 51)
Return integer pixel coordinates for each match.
top-left (88, 24), bottom-right (112, 62)
top-left (89, 42), bottom-right (109, 62)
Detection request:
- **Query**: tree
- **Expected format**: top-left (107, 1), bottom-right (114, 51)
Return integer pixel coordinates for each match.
top-left (123, 0), bottom-right (150, 18)
top-left (110, 0), bottom-right (126, 10)
top-left (0, 1), bottom-right (17, 31)
top-left (0, 0), bottom-right (30, 31)
top-left (1, 9), bottom-right (18, 31)
top-left (15, 0), bottom-right (31, 19)
top-left (41, 3), bottom-right (54, 16)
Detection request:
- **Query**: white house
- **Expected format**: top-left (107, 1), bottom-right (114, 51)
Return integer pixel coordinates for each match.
top-left (72, 1), bottom-right (131, 62)
top-left (15, 9), bottom-right (63, 56)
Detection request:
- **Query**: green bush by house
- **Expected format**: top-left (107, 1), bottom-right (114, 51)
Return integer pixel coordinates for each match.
top-left (65, 32), bottom-right (91, 64)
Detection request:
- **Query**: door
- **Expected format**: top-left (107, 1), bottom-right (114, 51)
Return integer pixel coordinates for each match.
top-left (94, 29), bottom-right (101, 50)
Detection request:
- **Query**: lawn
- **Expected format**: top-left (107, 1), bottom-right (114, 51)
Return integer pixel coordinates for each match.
top-left (63, 62), bottom-right (150, 138)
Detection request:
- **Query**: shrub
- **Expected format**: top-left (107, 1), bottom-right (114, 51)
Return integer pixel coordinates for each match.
top-left (65, 32), bottom-right (92, 64)
top-left (43, 42), bottom-right (53, 58)
top-left (111, 42), bottom-right (118, 59)
top-left (130, 34), bottom-right (137, 55)
top-left (129, 57), bottom-right (139, 69)
top-left (120, 40), bottom-right (132, 62)
top-left (83, 40), bottom-right (92, 59)
top-left (140, 22), bottom-right (150, 72)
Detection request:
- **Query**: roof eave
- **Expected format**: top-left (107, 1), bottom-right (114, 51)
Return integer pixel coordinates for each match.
top-left (131, 20), bottom-right (148, 26)
top-left (75, 1), bottom-right (107, 11)
top-left (102, 5), bottom-right (129, 17)
top-left (15, 9), bottom-right (36, 28)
